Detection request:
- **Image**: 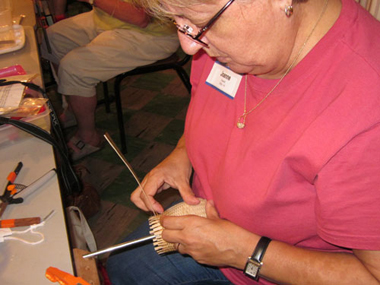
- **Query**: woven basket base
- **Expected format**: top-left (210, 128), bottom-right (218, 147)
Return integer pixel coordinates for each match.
top-left (148, 199), bottom-right (207, 254)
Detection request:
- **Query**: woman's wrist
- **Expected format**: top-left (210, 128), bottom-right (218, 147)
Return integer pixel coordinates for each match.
top-left (244, 237), bottom-right (272, 280)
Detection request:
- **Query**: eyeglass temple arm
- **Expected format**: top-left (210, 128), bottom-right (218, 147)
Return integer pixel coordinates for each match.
top-left (196, 0), bottom-right (235, 37)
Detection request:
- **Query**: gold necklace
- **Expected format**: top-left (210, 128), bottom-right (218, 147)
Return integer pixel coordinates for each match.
top-left (236, 0), bottom-right (329, 129)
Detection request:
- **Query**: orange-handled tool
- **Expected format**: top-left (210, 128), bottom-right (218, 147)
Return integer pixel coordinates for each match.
top-left (46, 267), bottom-right (91, 285)
top-left (0, 217), bottom-right (41, 228)
top-left (0, 162), bottom-right (23, 218)
top-left (6, 162), bottom-right (23, 185)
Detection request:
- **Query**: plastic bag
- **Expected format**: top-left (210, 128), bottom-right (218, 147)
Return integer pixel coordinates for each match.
top-left (0, 97), bottom-right (48, 117)
top-left (0, 75), bottom-right (47, 117)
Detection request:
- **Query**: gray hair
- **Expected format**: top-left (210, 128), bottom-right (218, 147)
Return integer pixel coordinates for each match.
top-left (132, 0), bottom-right (243, 20)
top-left (132, 0), bottom-right (308, 21)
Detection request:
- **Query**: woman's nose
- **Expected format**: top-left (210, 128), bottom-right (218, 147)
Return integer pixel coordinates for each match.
top-left (178, 32), bottom-right (204, 55)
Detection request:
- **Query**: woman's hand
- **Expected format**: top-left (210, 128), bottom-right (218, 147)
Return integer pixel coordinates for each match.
top-left (131, 136), bottom-right (199, 213)
top-left (160, 200), bottom-right (258, 269)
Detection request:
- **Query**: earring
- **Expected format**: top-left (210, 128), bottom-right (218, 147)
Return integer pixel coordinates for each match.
top-left (284, 5), bottom-right (293, 17)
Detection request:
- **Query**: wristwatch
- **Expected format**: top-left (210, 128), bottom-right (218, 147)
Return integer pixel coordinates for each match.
top-left (244, 236), bottom-right (272, 280)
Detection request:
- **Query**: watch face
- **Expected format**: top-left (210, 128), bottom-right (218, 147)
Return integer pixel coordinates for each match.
top-left (244, 259), bottom-right (261, 280)
top-left (246, 262), bottom-right (259, 277)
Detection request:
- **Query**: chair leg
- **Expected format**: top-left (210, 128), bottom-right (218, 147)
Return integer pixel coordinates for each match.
top-left (102, 82), bottom-right (111, 113)
top-left (114, 76), bottom-right (127, 153)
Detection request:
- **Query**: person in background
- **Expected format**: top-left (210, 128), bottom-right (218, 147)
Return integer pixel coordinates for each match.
top-left (50, 0), bottom-right (68, 21)
top-left (106, 0), bottom-right (380, 284)
top-left (41, 0), bottom-right (179, 161)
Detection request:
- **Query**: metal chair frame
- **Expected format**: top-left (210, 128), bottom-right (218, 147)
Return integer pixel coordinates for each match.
top-left (102, 53), bottom-right (192, 153)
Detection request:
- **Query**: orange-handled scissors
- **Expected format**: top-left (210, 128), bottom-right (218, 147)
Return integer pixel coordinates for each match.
top-left (0, 162), bottom-right (23, 218)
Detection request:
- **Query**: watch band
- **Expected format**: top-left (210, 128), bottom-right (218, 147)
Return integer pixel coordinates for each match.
top-left (244, 236), bottom-right (272, 280)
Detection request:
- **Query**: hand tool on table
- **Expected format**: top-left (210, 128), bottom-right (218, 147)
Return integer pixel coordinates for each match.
top-left (0, 217), bottom-right (41, 228)
top-left (0, 166), bottom-right (56, 218)
top-left (0, 162), bottom-right (23, 218)
top-left (46, 267), bottom-right (91, 285)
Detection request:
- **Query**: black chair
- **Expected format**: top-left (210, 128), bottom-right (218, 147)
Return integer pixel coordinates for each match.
top-left (101, 52), bottom-right (192, 153)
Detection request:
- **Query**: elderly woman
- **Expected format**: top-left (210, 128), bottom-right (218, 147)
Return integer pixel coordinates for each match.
top-left (106, 0), bottom-right (380, 284)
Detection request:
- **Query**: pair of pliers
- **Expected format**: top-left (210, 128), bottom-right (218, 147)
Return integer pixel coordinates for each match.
top-left (0, 162), bottom-right (24, 218)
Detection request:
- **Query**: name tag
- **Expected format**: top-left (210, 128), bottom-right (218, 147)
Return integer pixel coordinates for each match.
top-left (206, 62), bottom-right (243, 99)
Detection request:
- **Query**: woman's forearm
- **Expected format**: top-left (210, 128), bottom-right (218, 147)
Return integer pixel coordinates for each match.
top-left (258, 241), bottom-right (380, 285)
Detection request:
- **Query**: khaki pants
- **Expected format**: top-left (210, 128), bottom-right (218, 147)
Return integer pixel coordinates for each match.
top-left (41, 11), bottom-right (179, 98)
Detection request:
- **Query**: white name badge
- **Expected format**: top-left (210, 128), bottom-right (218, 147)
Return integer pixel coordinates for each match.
top-left (206, 62), bottom-right (243, 99)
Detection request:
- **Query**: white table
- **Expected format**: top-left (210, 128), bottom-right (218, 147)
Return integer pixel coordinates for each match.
top-left (0, 25), bottom-right (43, 86)
top-left (0, 138), bottom-right (74, 285)
top-left (0, 0), bottom-right (74, 283)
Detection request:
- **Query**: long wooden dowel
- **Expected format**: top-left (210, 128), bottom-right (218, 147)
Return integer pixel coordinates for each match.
top-left (83, 235), bottom-right (155, 259)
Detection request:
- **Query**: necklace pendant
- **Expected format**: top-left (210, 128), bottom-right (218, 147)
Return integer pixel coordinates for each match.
top-left (237, 122), bottom-right (245, 129)
top-left (237, 114), bottom-right (246, 129)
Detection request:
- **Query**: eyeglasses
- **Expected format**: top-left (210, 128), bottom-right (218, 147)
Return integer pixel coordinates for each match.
top-left (173, 0), bottom-right (235, 48)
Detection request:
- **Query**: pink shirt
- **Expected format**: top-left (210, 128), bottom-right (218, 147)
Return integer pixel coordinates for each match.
top-left (185, 0), bottom-right (380, 284)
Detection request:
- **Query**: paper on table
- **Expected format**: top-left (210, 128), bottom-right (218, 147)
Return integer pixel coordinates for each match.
top-left (0, 83), bottom-right (24, 113)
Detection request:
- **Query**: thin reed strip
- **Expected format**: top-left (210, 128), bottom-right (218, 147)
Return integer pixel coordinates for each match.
top-left (104, 133), bottom-right (158, 216)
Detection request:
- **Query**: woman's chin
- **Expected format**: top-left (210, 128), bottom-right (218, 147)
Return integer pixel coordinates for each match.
top-left (224, 63), bottom-right (252, 75)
